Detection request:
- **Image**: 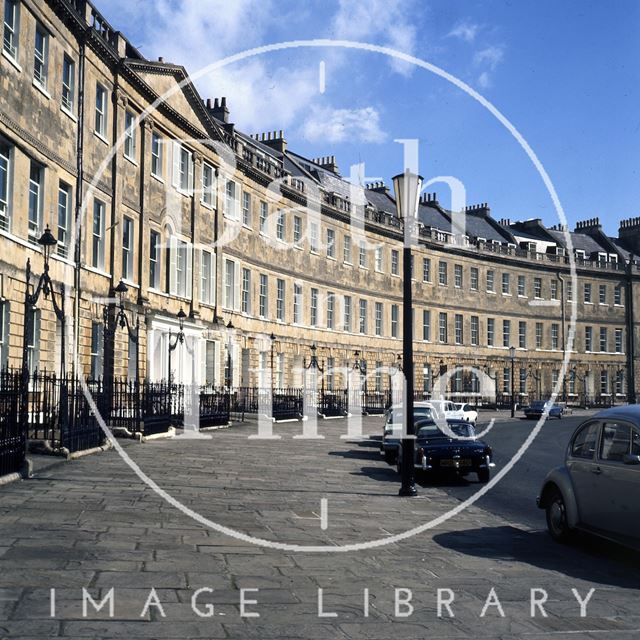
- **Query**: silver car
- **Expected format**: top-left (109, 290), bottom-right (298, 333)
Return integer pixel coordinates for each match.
top-left (537, 406), bottom-right (640, 548)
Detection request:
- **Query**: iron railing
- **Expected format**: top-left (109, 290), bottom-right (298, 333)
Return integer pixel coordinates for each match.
top-left (0, 369), bottom-right (24, 477)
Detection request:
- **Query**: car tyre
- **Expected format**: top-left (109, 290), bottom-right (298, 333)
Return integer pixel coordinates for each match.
top-left (546, 489), bottom-right (573, 543)
top-left (477, 469), bottom-right (490, 483)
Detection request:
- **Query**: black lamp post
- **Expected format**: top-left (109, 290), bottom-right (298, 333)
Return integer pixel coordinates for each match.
top-left (21, 227), bottom-right (66, 380)
top-left (225, 321), bottom-right (234, 389)
top-left (103, 279), bottom-right (141, 424)
top-left (528, 364), bottom-right (542, 401)
top-left (167, 308), bottom-right (187, 386)
top-left (270, 333), bottom-right (276, 394)
top-left (509, 346), bottom-right (516, 418)
top-left (572, 365), bottom-right (590, 408)
top-left (393, 169), bottom-right (423, 498)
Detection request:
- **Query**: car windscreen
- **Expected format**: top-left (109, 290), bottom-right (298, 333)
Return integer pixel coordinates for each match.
top-left (417, 423), bottom-right (475, 439)
top-left (388, 407), bottom-right (434, 423)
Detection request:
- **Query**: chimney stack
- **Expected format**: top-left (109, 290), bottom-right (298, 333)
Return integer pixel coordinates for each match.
top-left (206, 96), bottom-right (230, 123)
top-left (313, 155), bottom-right (340, 175)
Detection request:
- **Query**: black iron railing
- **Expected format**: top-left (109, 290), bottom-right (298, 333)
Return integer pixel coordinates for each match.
top-left (0, 369), bottom-right (24, 476)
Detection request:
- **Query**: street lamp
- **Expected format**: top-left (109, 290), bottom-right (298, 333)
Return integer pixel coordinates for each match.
top-left (270, 333), bottom-right (276, 394)
top-left (509, 346), bottom-right (516, 418)
top-left (392, 168), bottom-right (423, 498)
top-left (528, 364), bottom-right (542, 401)
top-left (22, 227), bottom-right (66, 380)
top-left (167, 308), bottom-right (187, 386)
top-left (225, 321), bottom-right (234, 389)
top-left (572, 365), bottom-right (590, 408)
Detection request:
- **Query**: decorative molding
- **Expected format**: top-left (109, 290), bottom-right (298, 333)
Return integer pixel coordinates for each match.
top-left (0, 111), bottom-right (77, 176)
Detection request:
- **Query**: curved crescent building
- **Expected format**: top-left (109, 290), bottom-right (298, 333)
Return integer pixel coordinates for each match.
top-left (0, 0), bottom-right (637, 407)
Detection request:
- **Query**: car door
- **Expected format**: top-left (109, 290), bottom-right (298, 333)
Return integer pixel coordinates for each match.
top-left (595, 421), bottom-right (640, 538)
top-left (566, 420), bottom-right (603, 528)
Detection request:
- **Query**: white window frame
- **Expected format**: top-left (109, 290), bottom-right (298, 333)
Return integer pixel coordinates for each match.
top-left (149, 230), bottom-right (160, 289)
top-left (259, 201), bottom-right (268, 234)
top-left (242, 191), bottom-right (251, 227)
top-left (327, 228), bottom-right (336, 258)
top-left (28, 161), bottom-right (43, 244)
top-left (374, 246), bottom-right (383, 272)
top-left (33, 24), bottom-right (49, 89)
top-left (62, 55), bottom-right (75, 113)
top-left (124, 111), bottom-right (136, 160)
top-left (151, 133), bottom-right (163, 178)
top-left (293, 284), bottom-right (302, 324)
top-left (201, 162), bottom-right (215, 207)
top-left (344, 235), bottom-right (352, 264)
top-left (259, 274), bottom-right (268, 318)
top-left (95, 83), bottom-right (108, 137)
top-left (391, 304), bottom-right (399, 338)
top-left (57, 181), bottom-right (71, 258)
top-left (276, 210), bottom-right (285, 241)
top-left (359, 299), bottom-right (368, 334)
top-left (201, 249), bottom-right (214, 305)
top-left (241, 268), bottom-right (251, 314)
top-left (375, 301), bottom-right (383, 336)
top-left (276, 279), bottom-right (285, 321)
top-left (3, 0), bottom-right (19, 61)
top-left (169, 237), bottom-right (193, 298)
top-left (122, 216), bottom-right (134, 281)
top-left (0, 139), bottom-right (11, 231)
top-left (326, 292), bottom-right (335, 329)
top-left (92, 199), bottom-right (105, 269)
top-left (422, 310), bottom-right (431, 342)
top-left (343, 295), bottom-right (352, 332)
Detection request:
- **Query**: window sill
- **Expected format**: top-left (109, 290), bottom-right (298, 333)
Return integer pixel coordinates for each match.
top-left (61, 105), bottom-right (77, 122)
top-left (122, 279), bottom-right (139, 289)
top-left (51, 252), bottom-right (75, 268)
top-left (83, 264), bottom-right (111, 278)
top-left (94, 131), bottom-right (109, 145)
top-left (148, 288), bottom-right (169, 298)
top-left (32, 79), bottom-right (51, 100)
top-left (0, 228), bottom-right (42, 252)
top-left (201, 200), bottom-right (214, 211)
top-left (124, 154), bottom-right (138, 167)
top-left (242, 224), bottom-right (252, 231)
top-left (151, 173), bottom-right (165, 184)
top-left (2, 50), bottom-right (22, 72)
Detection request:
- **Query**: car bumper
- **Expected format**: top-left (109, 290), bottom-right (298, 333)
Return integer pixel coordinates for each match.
top-left (415, 455), bottom-right (496, 472)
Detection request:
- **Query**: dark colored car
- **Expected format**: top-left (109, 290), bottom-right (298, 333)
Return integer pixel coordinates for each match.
top-left (524, 400), bottom-right (564, 419)
top-left (397, 419), bottom-right (495, 483)
top-left (537, 406), bottom-right (640, 549)
top-left (381, 403), bottom-right (435, 464)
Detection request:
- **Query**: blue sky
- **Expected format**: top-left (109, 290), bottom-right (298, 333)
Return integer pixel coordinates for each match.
top-left (98, 0), bottom-right (639, 236)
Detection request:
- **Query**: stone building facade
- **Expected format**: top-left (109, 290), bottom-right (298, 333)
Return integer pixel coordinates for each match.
top-left (0, 0), bottom-right (639, 404)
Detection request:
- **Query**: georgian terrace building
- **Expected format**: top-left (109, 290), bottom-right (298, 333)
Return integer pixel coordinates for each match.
top-left (0, 0), bottom-right (638, 404)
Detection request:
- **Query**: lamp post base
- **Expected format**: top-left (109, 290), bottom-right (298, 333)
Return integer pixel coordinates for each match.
top-left (399, 484), bottom-right (418, 497)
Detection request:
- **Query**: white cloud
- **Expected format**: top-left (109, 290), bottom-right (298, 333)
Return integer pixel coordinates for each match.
top-left (300, 105), bottom-right (386, 144)
top-left (448, 21), bottom-right (480, 43)
top-left (477, 71), bottom-right (491, 89)
top-left (473, 45), bottom-right (505, 89)
top-left (474, 45), bottom-right (504, 71)
top-left (330, 0), bottom-right (418, 76)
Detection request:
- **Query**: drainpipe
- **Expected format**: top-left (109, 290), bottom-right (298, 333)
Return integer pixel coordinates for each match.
top-left (557, 272), bottom-right (567, 401)
top-left (626, 255), bottom-right (636, 404)
top-left (73, 36), bottom-right (87, 377)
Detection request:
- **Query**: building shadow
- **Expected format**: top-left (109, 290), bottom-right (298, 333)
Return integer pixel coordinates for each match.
top-left (433, 525), bottom-right (640, 589)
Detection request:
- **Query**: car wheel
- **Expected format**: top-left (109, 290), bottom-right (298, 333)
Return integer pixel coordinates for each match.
top-left (477, 469), bottom-right (490, 483)
top-left (545, 489), bottom-right (573, 543)
top-left (384, 451), bottom-right (396, 465)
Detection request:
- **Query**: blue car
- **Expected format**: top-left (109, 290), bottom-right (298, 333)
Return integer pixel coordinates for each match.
top-left (524, 400), bottom-right (564, 419)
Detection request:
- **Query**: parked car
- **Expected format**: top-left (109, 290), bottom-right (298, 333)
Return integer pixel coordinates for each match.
top-left (524, 400), bottom-right (564, 419)
top-left (537, 406), bottom-right (640, 548)
top-left (454, 403), bottom-right (478, 424)
top-left (428, 399), bottom-right (465, 421)
top-left (382, 402), bottom-right (435, 464)
top-left (397, 419), bottom-right (495, 483)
